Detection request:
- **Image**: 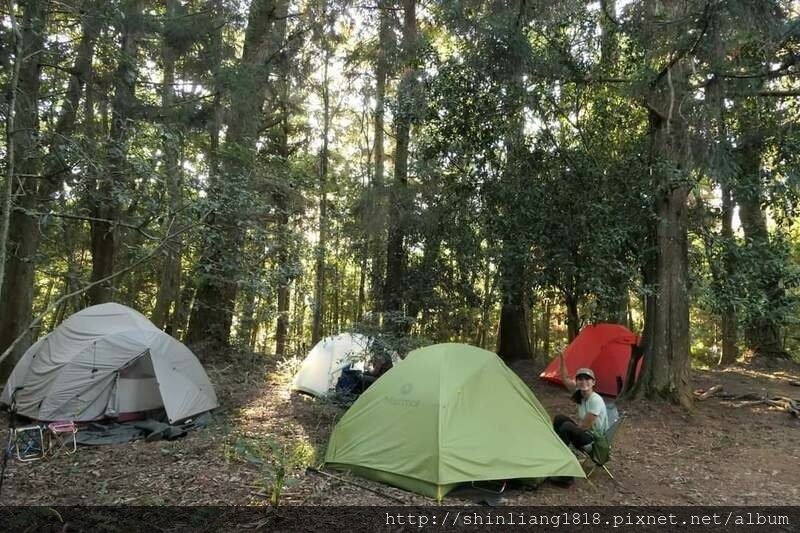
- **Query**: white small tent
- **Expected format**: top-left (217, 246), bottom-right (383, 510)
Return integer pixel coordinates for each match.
top-left (0, 303), bottom-right (218, 423)
top-left (291, 333), bottom-right (372, 397)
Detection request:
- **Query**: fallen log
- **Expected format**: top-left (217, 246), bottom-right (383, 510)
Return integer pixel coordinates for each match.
top-left (718, 392), bottom-right (764, 401)
top-left (727, 395), bottom-right (799, 417)
top-left (764, 397), bottom-right (799, 418)
top-left (694, 385), bottom-right (723, 400)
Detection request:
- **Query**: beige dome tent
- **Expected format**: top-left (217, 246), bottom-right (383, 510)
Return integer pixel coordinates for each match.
top-left (0, 303), bottom-right (218, 423)
top-left (291, 333), bottom-right (372, 397)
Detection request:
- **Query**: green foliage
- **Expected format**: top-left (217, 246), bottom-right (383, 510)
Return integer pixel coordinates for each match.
top-left (6, 0), bottom-right (799, 375)
top-left (352, 312), bottom-right (432, 358)
top-left (229, 434), bottom-right (316, 507)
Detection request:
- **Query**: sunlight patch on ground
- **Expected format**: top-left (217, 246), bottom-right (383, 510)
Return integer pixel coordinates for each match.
top-left (214, 354), bottom-right (322, 506)
top-left (716, 365), bottom-right (800, 382)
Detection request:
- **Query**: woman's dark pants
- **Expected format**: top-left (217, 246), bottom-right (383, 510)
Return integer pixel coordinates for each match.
top-left (553, 414), bottom-right (593, 449)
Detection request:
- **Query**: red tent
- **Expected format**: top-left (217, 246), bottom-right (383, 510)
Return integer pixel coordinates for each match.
top-left (539, 323), bottom-right (641, 397)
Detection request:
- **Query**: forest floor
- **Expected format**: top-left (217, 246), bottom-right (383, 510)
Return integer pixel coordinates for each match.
top-left (2, 351), bottom-right (799, 506)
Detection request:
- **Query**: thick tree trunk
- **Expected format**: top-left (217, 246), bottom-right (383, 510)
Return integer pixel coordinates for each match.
top-left (0, 0), bottom-right (47, 381)
top-left (497, 289), bottom-right (533, 361)
top-left (369, 0), bottom-right (391, 312)
top-left (186, 0), bottom-right (287, 347)
top-left (151, 0), bottom-right (183, 329)
top-left (496, 229), bottom-right (534, 361)
top-left (88, 0), bottom-right (142, 305)
top-left (630, 108), bottom-right (692, 407)
top-left (494, 1), bottom-right (536, 363)
top-left (383, 0), bottom-right (416, 320)
top-left (627, 0), bottom-right (695, 406)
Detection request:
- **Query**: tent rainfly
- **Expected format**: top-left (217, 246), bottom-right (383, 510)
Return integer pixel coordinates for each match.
top-left (324, 343), bottom-right (584, 500)
top-left (0, 303), bottom-right (218, 423)
top-left (539, 323), bottom-right (640, 397)
top-left (291, 333), bottom-right (372, 397)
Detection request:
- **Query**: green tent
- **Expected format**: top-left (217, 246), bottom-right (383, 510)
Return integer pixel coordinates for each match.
top-left (324, 343), bottom-right (585, 500)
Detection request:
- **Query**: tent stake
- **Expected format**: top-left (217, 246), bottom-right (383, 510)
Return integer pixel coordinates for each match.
top-left (306, 467), bottom-right (408, 504)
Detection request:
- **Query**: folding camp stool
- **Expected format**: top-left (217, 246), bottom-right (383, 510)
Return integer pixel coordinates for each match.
top-left (10, 424), bottom-right (46, 462)
top-left (581, 414), bottom-right (625, 480)
top-left (45, 421), bottom-right (78, 456)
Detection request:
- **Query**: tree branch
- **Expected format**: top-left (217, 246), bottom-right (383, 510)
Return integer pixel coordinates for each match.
top-left (650, 3), bottom-right (711, 89)
top-left (743, 89), bottom-right (800, 97)
top-left (13, 208), bottom-right (166, 241)
top-left (599, 0), bottom-right (620, 27)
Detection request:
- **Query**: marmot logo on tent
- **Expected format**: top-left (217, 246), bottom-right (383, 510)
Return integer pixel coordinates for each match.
top-left (385, 396), bottom-right (419, 408)
top-left (400, 383), bottom-right (413, 395)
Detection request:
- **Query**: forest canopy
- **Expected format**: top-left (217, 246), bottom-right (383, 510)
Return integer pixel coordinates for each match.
top-left (1, 0), bottom-right (798, 407)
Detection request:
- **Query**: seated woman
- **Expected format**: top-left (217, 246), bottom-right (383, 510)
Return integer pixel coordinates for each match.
top-left (552, 353), bottom-right (609, 451)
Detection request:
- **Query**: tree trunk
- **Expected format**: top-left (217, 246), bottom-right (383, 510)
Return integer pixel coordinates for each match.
top-left (493, 0), bottom-right (536, 363)
top-left (630, 107), bottom-right (692, 407)
top-left (238, 286), bottom-right (258, 348)
top-left (331, 231), bottom-right (341, 332)
top-left (497, 288), bottom-right (533, 361)
top-left (542, 299), bottom-right (551, 358)
top-left (383, 0), bottom-right (416, 320)
top-left (599, 0), bottom-right (617, 68)
top-left (0, 0), bottom-right (48, 381)
top-left (186, 0), bottom-right (287, 347)
top-left (151, 0), bottom-right (183, 329)
top-left (708, 9), bottom-right (738, 365)
top-left (171, 275), bottom-right (195, 339)
top-left (356, 255), bottom-right (366, 323)
top-left (88, 0), bottom-right (142, 305)
top-left (626, 0), bottom-right (695, 406)
top-left (275, 281), bottom-right (290, 356)
top-left (565, 293), bottom-right (580, 341)
top-left (274, 191), bottom-right (291, 356)
top-left (293, 284), bottom-right (306, 354)
top-left (369, 0), bottom-right (391, 311)
top-left (312, 47), bottom-right (331, 345)
top-left (273, 11), bottom-right (293, 357)
top-left (719, 183), bottom-right (738, 364)
top-left (50, 252), bottom-right (82, 331)
top-left (735, 133), bottom-right (788, 359)
top-left (473, 261), bottom-right (494, 349)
